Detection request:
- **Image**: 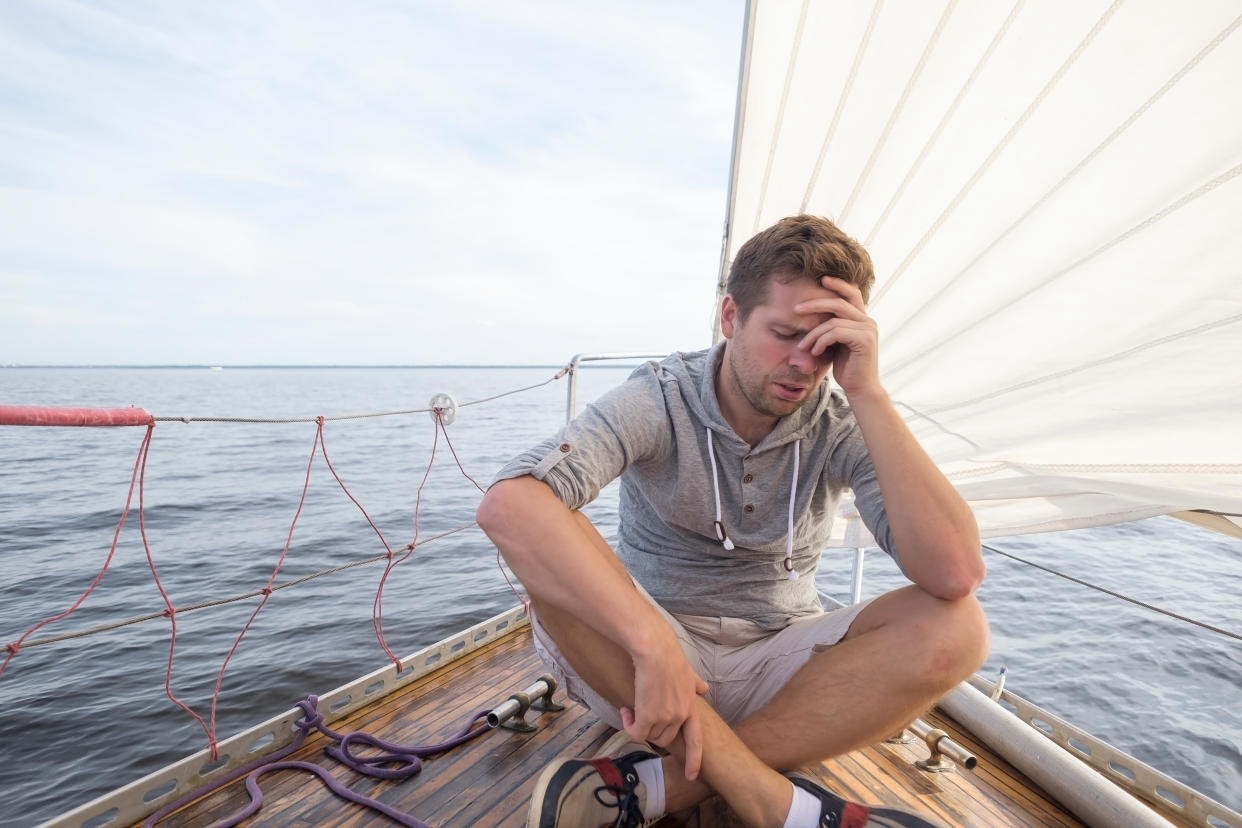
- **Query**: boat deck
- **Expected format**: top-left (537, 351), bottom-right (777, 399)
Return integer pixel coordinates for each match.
top-left (139, 625), bottom-right (1135, 827)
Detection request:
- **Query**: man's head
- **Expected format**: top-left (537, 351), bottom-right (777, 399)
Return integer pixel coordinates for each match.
top-left (726, 214), bottom-right (874, 323)
top-left (715, 216), bottom-right (875, 436)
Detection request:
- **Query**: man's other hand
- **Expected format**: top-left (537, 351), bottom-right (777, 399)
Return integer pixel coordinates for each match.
top-left (621, 632), bottom-right (709, 780)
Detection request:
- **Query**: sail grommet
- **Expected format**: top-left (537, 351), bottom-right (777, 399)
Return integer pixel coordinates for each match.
top-left (429, 393), bottom-right (459, 425)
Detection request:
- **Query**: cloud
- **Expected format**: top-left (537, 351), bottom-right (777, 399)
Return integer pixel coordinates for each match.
top-left (0, 0), bottom-right (744, 364)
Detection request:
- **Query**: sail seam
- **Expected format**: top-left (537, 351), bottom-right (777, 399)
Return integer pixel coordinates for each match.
top-left (752, 0), bottom-right (810, 236)
top-left (800, 0), bottom-right (884, 214)
top-left (880, 9), bottom-right (1242, 327)
top-left (864, 1), bottom-right (1025, 250)
top-left (870, 0), bottom-right (1126, 309)
top-left (922, 311), bottom-right (1242, 415)
top-left (886, 158), bottom-right (1242, 379)
top-left (840, 0), bottom-right (958, 226)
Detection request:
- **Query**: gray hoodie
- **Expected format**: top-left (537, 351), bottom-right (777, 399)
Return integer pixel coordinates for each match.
top-left (493, 342), bottom-right (898, 629)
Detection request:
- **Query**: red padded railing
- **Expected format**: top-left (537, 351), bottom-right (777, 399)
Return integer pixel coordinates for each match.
top-left (0, 405), bottom-right (153, 427)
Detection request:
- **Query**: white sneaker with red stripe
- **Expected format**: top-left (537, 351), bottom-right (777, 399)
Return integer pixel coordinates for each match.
top-left (526, 732), bottom-right (658, 828)
top-left (786, 770), bottom-right (948, 828)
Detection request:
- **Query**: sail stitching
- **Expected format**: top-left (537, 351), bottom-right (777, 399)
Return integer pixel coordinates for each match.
top-left (752, 0), bottom-right (810, 236)
top-left (800, 0), bottom-right (885, 214)
top-left (943, 462), bottom-right (1011, 481)
top-left (880, 9), bottom-right (1242, 327)
top-left (886, 157), bottom-right (1242, 379)
top-left (923, 311), bottom-right (1242, 415)
top-left (870, 0), bottom-right (1126, 309)
top-left (863, 0), bottom-right (1024, 249)
top-left (839, 0), bottom-right (959, 226)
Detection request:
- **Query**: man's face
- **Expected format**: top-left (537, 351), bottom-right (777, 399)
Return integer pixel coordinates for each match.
top-left (721, 276), bottom-right (840, 420)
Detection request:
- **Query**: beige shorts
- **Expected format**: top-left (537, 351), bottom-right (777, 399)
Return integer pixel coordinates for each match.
top-left (530, 581), bottom-right (875, 730)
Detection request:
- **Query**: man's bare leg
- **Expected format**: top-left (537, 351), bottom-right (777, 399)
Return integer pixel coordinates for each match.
top-left (535, 598), bottom-right (794, 825)
top-left (660, 585), bottom-right (989, 810)
top-left (529, 514), bottom-right (795, 824)
top-left (537, 514), bottom-right (987, 821)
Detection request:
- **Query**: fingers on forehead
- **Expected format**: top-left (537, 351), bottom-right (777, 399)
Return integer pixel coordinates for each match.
top-left (796, 294), bottom-right (852, 315)
top-left (821, 276), bottom-right (865, 302)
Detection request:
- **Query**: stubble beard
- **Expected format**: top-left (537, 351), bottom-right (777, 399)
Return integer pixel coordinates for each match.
top-left (728, 348), bottom-right (813, 419)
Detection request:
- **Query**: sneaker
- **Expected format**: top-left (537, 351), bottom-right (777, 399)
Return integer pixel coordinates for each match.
top-left (527, 732), bottom-right (659, 828)
top-left (593, 729), bottom-right (655, 760)
top-left (787, 770), bottom-right (948, 828)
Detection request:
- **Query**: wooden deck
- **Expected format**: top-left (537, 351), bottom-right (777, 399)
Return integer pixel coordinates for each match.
top-left (138, 625), bottom-right (1143, 827)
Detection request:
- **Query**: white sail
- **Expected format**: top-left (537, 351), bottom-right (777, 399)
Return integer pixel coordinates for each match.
top-left (719, 0), bottom-right (1242, 542)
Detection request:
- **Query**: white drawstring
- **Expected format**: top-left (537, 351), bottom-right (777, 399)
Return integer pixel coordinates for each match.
top-left (705, 428), bottom-right (800, 577)
top-left (784, 440), bottom-right (800, 580)
top-left (705, 429), bottom-right (734, 550)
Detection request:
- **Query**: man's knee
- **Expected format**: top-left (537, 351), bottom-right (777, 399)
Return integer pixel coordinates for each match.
top-left (907, 593), bottom-right (989, 692)
top-left (855, 587), bottom-right (989, 691)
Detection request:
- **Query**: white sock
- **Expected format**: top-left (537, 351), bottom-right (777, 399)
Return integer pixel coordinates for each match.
top-left (782, 782), bottom-right (823, 828)
top-left (634, 757), bottom-right (666, 818)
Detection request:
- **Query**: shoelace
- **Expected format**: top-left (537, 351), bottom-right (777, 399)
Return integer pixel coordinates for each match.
top-left (592, 770), bottom-right (645, 828)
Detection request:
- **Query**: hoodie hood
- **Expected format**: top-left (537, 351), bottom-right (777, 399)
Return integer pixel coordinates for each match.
top-left (659, 340), bottom-right (834, 456)
top-left (653, 341), bottom-right (833, 580)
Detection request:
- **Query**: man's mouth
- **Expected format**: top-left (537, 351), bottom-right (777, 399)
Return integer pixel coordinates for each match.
top-left (773, 382), bottom-right (806, 401)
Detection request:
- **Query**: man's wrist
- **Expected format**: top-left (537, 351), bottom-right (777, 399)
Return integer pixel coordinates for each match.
top-left (842, 382), bottom-right (890, 413)
top-left (627, 614), bottom-right (679, 664)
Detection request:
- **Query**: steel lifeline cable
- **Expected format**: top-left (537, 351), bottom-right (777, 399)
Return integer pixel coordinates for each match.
top-left (0, 373), bottom-right (554, 744)
top-left (0, 376), bottom-right (562, 825)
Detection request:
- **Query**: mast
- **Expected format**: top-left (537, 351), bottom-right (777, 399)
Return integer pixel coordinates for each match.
top-left (712, 0), bottom-right (757, 345)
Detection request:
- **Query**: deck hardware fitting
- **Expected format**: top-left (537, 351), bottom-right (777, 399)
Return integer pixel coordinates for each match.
top-left (429, 392), bottom-right (458, 425)
top-left (915, 728), bottom-right (957, 773)
top-left (885, 729), bottom-right (916, 745)
top-left (531, 674), bottom-right (567, 713)
top-left (910, 719), bottom-right (977, 772)
top-left (488, 674), bottom-right (565, 732)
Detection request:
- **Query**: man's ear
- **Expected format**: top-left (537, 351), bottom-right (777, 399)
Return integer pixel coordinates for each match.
top-left (720, 295), bottom-right (738, 339)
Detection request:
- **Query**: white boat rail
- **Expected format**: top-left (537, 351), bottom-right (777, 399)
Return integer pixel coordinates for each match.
top-left (563, 352), bottom-right (670, 420)
top-left (960, 675), bottom-right (1242, 828)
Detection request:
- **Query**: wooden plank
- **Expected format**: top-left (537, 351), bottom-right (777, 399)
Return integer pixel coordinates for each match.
top-left (137, 626), bottom-right (1177, 828)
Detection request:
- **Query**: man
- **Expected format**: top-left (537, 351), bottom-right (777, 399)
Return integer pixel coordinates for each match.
top-left (476, 215), bottom-right (988, 828)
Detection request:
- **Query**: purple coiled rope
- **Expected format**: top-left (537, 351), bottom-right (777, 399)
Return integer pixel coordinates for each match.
top-left (143, 695), bottom-right (493, 828)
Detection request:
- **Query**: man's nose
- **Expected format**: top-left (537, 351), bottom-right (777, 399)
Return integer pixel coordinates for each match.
top-left (788, 344), bottom-right (817, 373)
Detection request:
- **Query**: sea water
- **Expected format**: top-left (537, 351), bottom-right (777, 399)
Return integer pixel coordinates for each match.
top-left (0, 366), bottom-right (1238, 825)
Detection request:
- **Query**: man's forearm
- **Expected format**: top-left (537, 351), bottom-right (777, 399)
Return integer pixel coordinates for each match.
top-left (475, 475), bottom-right (676, 659)
top-left (478, 475), bottom-right (708, 769)
top-left (847, 386), bottom-right (984, 599)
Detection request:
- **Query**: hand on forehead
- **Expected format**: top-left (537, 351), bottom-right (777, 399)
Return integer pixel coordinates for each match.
top-left (792, 275), bottom-right (865, 316)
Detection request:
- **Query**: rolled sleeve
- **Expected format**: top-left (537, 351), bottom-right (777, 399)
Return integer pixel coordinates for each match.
top-left (491, 367), bottom-right (670, 510)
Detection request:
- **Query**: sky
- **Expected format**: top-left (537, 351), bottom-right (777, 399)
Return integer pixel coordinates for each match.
top-left (0, 1), bottom-right (745, 365)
